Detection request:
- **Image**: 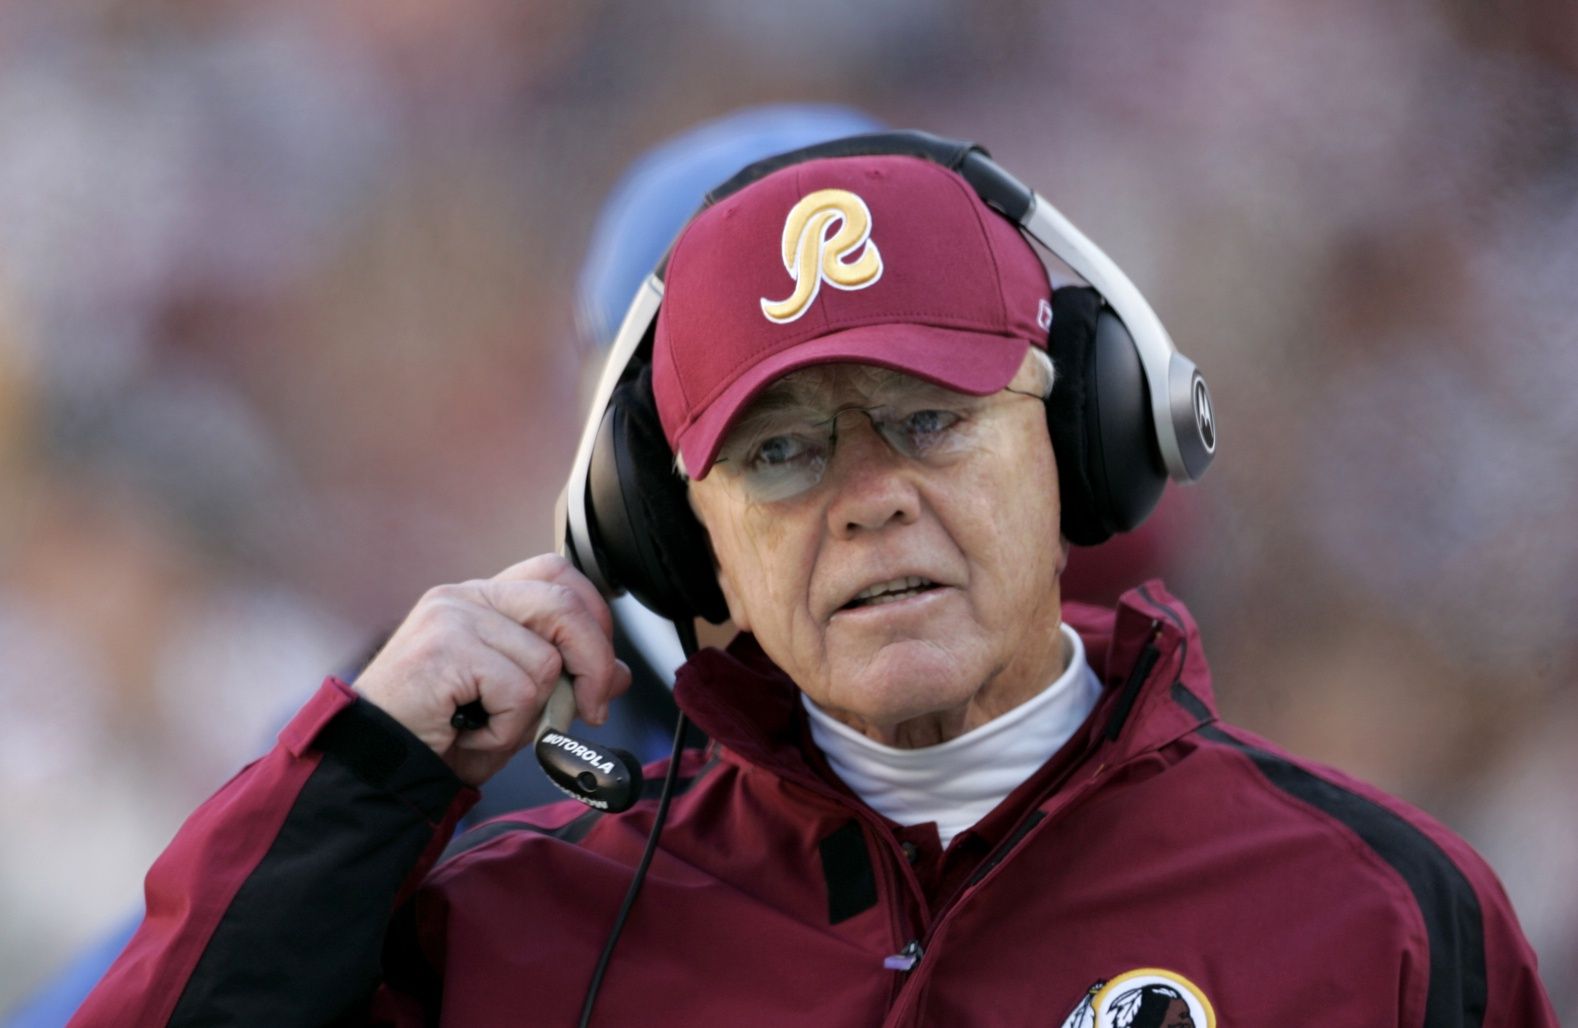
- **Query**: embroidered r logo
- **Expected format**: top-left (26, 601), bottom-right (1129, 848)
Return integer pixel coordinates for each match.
top-left (760, 188), bottom-right (883, 324)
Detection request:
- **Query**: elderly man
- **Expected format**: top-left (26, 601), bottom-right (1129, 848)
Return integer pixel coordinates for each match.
top-left (75, 141), bottom-right (1554, 1027)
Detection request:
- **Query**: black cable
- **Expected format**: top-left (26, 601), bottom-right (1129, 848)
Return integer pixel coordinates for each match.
top-left (577, 619), bottom-right (699, 1028)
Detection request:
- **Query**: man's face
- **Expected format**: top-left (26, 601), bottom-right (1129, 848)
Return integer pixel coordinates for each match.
top-left (687, 352), bottom-right (1066, 745)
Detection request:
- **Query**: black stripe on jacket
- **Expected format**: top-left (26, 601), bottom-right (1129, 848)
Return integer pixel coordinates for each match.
top-left (169, 698), bottom-right (464, 1026)
top-left (1172, 682), bottom-right (1488, 1028)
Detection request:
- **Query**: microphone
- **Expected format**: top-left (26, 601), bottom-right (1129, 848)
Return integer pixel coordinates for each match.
top-left (450, 677), bottom-right (645, 812)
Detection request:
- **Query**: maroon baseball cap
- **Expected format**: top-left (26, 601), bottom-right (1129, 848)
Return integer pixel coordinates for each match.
top-left (652, 153), bottom-right (1052, 477)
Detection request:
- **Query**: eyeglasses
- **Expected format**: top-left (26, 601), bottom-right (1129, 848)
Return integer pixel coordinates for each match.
top-left (711, 382), bottom-right (1047, 503)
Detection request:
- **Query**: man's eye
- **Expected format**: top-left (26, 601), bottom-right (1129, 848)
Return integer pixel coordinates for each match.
top-left (748, 433), bottom-right (816, 469)
top-left (899, 409), bottom-right (962, 446)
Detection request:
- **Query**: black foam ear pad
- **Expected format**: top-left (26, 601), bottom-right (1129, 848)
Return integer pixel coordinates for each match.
top-left (1045, 286), bottom-right (1168, 545)
top-left (586, 364), bottom-right (729, 624)
top-left (1086, 305), bottom-right (1168, 534)
top-left (1046, 286), bottom-right (1108, 545)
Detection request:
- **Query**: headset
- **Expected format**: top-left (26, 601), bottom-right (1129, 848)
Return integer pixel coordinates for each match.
top-left (557, 129), bottom-right (1218, 627)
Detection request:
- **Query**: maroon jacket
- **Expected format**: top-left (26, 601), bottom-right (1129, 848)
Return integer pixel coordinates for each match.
top-left (73, 582), bottom-right (1555, 1026)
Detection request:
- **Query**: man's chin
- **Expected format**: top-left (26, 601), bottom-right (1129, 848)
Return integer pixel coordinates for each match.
top-left (825, 643), bottom-right (985, 732)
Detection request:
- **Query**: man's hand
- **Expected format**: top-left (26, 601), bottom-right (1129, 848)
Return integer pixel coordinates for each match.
top-left (353, 554), bottom-right (632, 786)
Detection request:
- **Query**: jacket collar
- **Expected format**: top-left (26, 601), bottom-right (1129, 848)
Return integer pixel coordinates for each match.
top-left (671, 579), bottom-right (1220, 787)
top-left (1072, 579), bottom-right (1222, 761)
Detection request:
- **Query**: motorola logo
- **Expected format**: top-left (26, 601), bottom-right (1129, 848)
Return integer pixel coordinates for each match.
top-left (1193, 376), bottom-right (1215, 454)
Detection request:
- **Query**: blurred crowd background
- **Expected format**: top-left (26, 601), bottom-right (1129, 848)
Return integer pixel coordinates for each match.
top-left (2, 0), bottom-right (1575, 1018)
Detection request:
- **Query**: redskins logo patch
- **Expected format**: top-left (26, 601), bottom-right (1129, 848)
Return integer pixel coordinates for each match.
top-left (1057, 968), bottom-right (1216, 1028)
top-left (759, 188), bottom-right (883, 324)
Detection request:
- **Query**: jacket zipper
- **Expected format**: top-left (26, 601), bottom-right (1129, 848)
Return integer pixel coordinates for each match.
top-left (1103, 621), bottom-right (1162, 741)
top-left (882, 939), bottom-right (923, 972)
top-left (882, 626), bottom-right (1171, 1025)
top-left (781, 775), bottom-right (932, 1000)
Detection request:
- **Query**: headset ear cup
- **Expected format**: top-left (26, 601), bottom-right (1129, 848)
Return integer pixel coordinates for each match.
top-left (1087, 308), bottom-right (1167, 534)
top-left (585, 365), bottom-right (729, 624)
top-left (1045, 287), bottom-right (1168, 544)
top-left (1045, 286), bottom-right (1110, 546)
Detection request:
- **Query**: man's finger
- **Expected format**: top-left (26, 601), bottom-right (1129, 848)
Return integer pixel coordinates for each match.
top-left (465, 579), bottom-right (622, 722)
top-left (451, 645), bottom-right (550, 754)
top-left (489, 554), bottom-right (613, 637)
top-left (470, 605), bottom-right (565, 692)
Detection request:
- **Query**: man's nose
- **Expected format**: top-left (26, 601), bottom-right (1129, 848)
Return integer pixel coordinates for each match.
top-left (823, 414), bottom-right (920, 537)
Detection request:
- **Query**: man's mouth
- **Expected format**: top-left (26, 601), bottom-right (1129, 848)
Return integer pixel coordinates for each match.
top-left (840, 575), bottom-right (940, 611)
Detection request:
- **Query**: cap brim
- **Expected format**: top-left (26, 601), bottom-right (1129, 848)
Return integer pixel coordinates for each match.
top-left (676, 323), bottom-right (1032, 477)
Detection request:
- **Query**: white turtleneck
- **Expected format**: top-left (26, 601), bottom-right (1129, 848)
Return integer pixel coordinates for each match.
top-left (802, 624), bottom-right (1102, 849)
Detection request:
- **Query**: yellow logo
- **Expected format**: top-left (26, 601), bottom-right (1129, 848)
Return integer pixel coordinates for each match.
top-left (760, 188), bottom-right (883, 324)
top-left (1059, 968), bottom-right (1216, 1028)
